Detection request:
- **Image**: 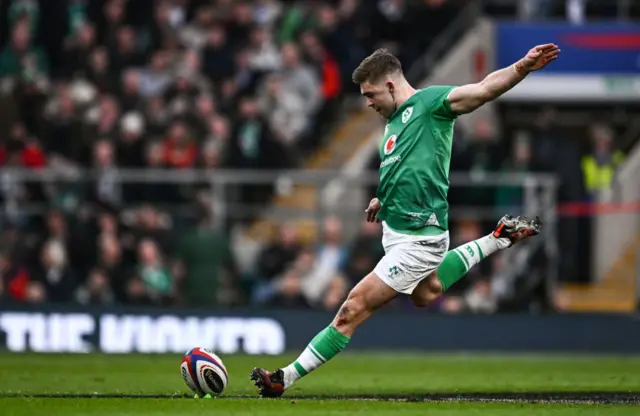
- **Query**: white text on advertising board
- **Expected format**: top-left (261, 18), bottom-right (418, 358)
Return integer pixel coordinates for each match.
top-left (0, 313), bottom-right (285, 355)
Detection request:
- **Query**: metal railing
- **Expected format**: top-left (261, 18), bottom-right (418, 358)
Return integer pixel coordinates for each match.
top-left (0, 168), bottom-right (558, 228)
top-left (1, 168), bottom-right (560, 292)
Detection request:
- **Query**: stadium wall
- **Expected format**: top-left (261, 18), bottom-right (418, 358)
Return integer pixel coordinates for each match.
top-left (1, 306), bottom-right (638, 355)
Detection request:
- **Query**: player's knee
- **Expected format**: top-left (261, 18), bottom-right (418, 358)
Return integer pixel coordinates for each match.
top-left (411, 274), bottom-right (444, 308)
top-left (428, 274), bottom-right (444, 296)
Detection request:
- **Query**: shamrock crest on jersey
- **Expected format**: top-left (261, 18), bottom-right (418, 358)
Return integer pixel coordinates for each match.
top-left (401, 106), bottom-right (413, 123)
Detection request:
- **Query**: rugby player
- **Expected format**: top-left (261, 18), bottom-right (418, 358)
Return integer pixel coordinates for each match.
top-left (251, 43), bottom-right (560, 397)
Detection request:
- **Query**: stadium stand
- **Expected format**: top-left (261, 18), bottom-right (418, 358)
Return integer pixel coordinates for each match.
top-left (0, 0), bottom-right (637, 313)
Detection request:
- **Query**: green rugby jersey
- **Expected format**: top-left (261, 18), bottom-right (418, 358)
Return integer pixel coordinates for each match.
top-left (376, 85), bottom-right (458, 236)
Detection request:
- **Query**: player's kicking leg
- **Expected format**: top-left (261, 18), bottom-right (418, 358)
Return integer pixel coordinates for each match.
top-left (410, 214), bottom-right (542, 307)
top-left (250, 214), bottom-right (541, 397)
top-left (250, 269), bottom-right (397, 397)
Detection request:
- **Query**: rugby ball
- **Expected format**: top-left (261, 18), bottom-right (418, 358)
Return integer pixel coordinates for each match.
top-left (181, 347), bottom-right (229, 396)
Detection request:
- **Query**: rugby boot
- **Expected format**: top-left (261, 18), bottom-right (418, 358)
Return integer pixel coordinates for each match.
top-left (250, 367), bottom-right (286, 398)
top-left (493, 214), bottom-right (542, 247)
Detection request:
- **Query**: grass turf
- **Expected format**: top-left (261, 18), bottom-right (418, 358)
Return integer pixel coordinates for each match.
top-left (1, 352), bottom-right (639, 415)
top-left (4, 399), bottom-right (639, 416)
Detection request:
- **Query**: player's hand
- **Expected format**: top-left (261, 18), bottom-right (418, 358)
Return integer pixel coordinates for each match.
top-left (517, 43), bottom-right (560, 74)
top-left (365, 198), bottom-right (381, 223)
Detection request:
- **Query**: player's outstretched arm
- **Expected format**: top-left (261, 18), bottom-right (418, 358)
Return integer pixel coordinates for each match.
top-left (447, 43), bottom-right (560, 115)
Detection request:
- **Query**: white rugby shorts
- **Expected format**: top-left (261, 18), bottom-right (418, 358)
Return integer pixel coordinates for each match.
top-left (373, 221), bottom-right (450, 294)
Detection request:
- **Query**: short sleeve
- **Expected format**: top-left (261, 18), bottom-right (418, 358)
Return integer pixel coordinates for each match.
top-left (419, 85), bottom-right (457, 120)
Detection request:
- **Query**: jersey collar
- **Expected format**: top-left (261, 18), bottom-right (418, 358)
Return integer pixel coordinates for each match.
top-left (388, 89), bottom-right (420, 121)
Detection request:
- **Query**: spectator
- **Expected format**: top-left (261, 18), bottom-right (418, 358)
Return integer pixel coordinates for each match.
top-left (279, 42), bottom-right (322, 122)
top-left (202, 24), bottom-right (235, 83)
top-left (110, 26), bottom-right (144, 73)
top-left (179, 6), bottom-right (215, 51)
top-left (86, 46), bottom-right (116, 92)
top-left (0, 249), bottom-right (32, 303)
top-left (95, 233), bottom-right (127, 302)
top-left (581, 123), bottom-right (624, 198)
top-left (494, 134), bottom-right (536, 215)
top-left (134, 237), bottom-right (174, 305)
top-left (42, 89), bottom-right (83, 164)
top-left (0, 19), bottom-right (48, 80)
top-left (176, 208), bottom-right (238, 307)
top-left (33, 239), bottom-right (77, 303)
top-left (256, 223), bottom-right (302, 281)
top-left (75, 268), bottom-right (115, 305)
top-left (258, 72), bottom-right (307, 146)
top-left (59, 21), bottom-right (97, 78)
top-left (84, 94), bottom-right (121, 143)
top-left (118, 111), bottom-right (145, 168)
top-left (247, 26), bottom-right (282, 72)
top-left (137, 51), bottom-right (172, 98)
top-left (119, 69), bottom-right (144, 112)
top-left (300, 216), bottom-right (348, 306)
top-left (266, 247), bottom-right (316, 309)
top-left (162, 120), bottom-right (197, 169)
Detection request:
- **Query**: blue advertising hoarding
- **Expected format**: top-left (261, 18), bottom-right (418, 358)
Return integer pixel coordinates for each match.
top-left (497, 22), bottom-right (640, 75)
top-left (495, 22), bottom-right (640, 102)
top-left (1, 305), bottom-right (639, 354)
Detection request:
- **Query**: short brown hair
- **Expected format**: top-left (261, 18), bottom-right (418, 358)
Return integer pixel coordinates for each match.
top-left (352, 48), bottom-right (403, 85)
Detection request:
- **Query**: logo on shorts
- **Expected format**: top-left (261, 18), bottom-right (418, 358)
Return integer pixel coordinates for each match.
top-left (387, 266), bottom-right (400, 279)
top-left (384, 135), bottom-right (397, 155)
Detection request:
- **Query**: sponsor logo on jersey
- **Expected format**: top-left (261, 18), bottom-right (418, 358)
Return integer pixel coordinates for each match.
top-left (380, 155), bottom-right (401, 168)
top-left (384, 134), bottom-right (397, 155)
top-left (402, 107), bottom-right (413, 124)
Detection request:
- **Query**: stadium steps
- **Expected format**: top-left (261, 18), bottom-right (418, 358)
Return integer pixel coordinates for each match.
top-left (246, 109), bottom-right (375, 245)
top-left (556, 235), bottom-right (640, 312)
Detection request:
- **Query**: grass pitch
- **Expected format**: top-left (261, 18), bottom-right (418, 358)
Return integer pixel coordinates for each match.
top-left (1, 352), bottom-right (639, 415)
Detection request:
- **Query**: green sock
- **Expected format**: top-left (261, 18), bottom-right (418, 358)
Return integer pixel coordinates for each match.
top-left (282, 325), bottom-right (350, 388)
top-left (436, 249), bottom-right (470, 291)
top-left (437, 234), bottom-right (508, 290)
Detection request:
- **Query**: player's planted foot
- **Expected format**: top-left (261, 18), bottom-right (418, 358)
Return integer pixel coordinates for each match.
top-left (250, 367), bottom-right (285, 398)
top-left (493, 215), bottom-right (542, 247)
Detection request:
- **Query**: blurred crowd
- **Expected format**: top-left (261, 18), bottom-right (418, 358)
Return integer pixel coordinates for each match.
top-left (0, 0), bottom-right (467, 310)
top-left (0, 0), bottom-right (631, 314)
